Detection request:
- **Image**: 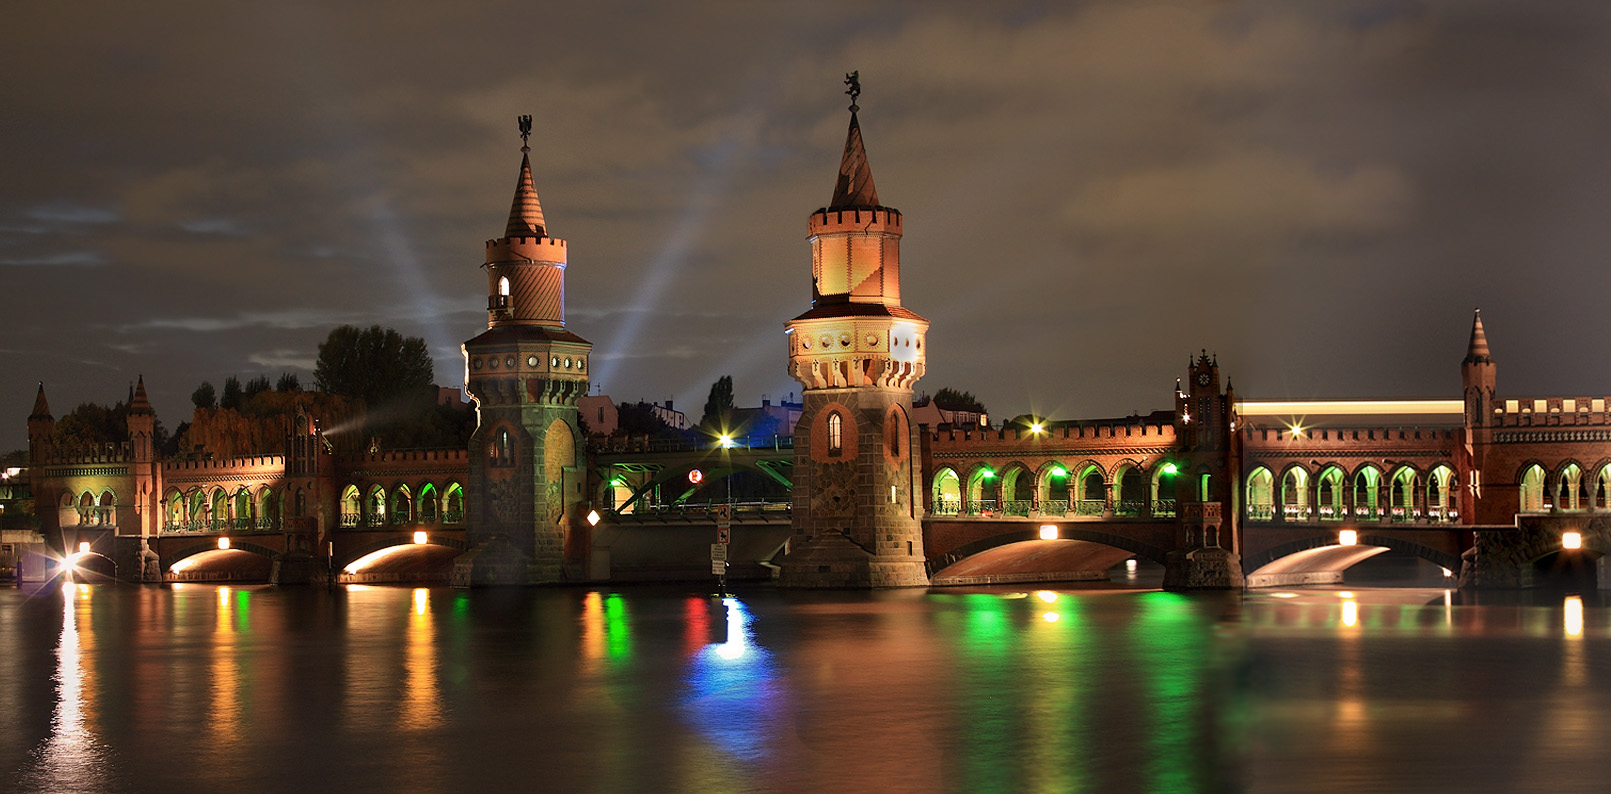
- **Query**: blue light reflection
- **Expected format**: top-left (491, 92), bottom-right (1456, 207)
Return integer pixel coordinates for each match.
top-left (681, 597), bottom-right (784, 763)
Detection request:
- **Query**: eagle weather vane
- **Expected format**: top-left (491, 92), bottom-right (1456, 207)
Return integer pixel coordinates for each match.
top-left (844, 70), bottom-right (861, 112)
top-left (518, 114), bottom-right (532, 151)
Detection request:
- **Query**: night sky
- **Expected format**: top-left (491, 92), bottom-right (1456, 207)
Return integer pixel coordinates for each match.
top-left (6, 1), bottom-right (1611, 451)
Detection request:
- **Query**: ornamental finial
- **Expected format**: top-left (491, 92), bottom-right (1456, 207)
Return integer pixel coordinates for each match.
top-left (517, 115), bottom-right (533, 152)
top-left (844, 70), bottom-right (861, 113)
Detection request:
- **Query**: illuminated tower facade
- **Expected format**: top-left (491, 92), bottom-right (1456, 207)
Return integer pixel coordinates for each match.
top-left (454, 117), bottom-right (591, 586)
top-left (1460, 309), bottom-right (1496, 524)
top-left (779, 83), bottom-right (930, 588)
top-left (1163, 353), bottom-right (1245, 589)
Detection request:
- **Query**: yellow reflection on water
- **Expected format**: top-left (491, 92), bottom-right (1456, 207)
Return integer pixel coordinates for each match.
top-left (580, 591), bottom-right (604, 671)
top-left (1564, 595), bottom-right (1583, 638)
top-left (402, 588), bottom-right (442, 730)
top-left (1341, 599), bottom-right (1358, 628)
top-left (207, 585), bottom-right (243, 764)
top-left (26, 584), bottom-right (112, 790)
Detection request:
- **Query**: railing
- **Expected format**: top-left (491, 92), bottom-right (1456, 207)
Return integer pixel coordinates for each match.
top-left (1153, 499), bottom-right (1176, 518)
top-left (931, 499), bottom-right (960, 517)
top-left (1317, 505), bottom-right (1343, 522)
top-left (366, 514), bottom-right (385, 527)
top-left (162, 517), bottom-right (279, 534)
top-left (1352, 506), bottom-right (1384, 521)
top-left (1039, 500), bottom-right (1068, 517)
top-left (1282, 504), bottom-right (1311, 521)
top-left (1075, 500), bottom-right (1104, 516)
top-left (1003, 500), bottom-right (1032, 517)
top-left (1389, 506), bottom-right (1414, 523)
top-left (340, 513), bottom-right (360, 528)
top-left (963, 500), bottom-right (998, 517)
top-left (1115, 500), bottom-right (1143, 517)
top-left (444, 509), bottom-right (463, 525)
top-left (1246, 505), bottom-right (1274, 522)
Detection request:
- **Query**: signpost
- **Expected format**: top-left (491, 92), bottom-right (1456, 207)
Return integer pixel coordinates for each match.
top-left (713, 503), bottom-right (732, 594)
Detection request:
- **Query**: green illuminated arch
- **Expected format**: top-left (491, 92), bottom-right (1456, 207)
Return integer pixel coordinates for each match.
top-left (1315, 465), bottom-right (1345, 521)
top-left (931, 468), bottom-right (961, 516)
top-left (1519, 463), bottom-right (1546, 512)
top-left (1245, 467), bottom-right (1274, 521)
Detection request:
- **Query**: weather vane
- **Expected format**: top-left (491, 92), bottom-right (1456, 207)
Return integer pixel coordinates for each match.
top-left (844, 70), bottom-right (861, 113)
top-left (517, 115), bottom-right (532, 150)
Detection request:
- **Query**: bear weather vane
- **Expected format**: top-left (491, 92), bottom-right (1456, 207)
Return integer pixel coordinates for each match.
top-left (844, 70), bottom-right (861, 113)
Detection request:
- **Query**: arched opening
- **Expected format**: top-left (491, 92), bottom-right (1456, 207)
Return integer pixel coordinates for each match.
top-left (1389, 467), bottom-right (1417, 522)
top-left (232, 487), bottom-right (253, 530)
top-left (1000, 465), bottom-right (1033, 516)
top-left (1426, 465), bottom-right (1457, 522)
top-left (1114, 465), bottom-right (1144, 517)
top-left (391, 484), bottom-right (413, 525)
top-left (163, 488), bottom-right (185, 530)
top-left (1520, 464), bottom-right (1547, 512)
top-left (498, 275), bottom-right (511, 296)
top-left (1353, 467), bottom-right (1381, 520)
top-left (1530, 550), bottom-right (1599, 592)
top-left (96, 489), bottom-right (116, 526)
top-left (418, 483), bottom-right (439, 523)
top-left (1036, 461), bottom-right (1071, 513)
top-left (1245, 467), bottom-right (1274, 522)
top-left (1150, 465), bottom-right (1178, 518)
top-left (1197, 470), bottom-right (1213, 503)
top-left (966, 466), bottom-right (996, 515)
top-left (1599, 464), bottom-right (1611, 510)
top-left (1557, 464), bottom-right (1585, 511)
top-left (365, 485), bottom-right (386, 526)
top-left (444, 483), bottom-right (465, 524)
top-left (1316, 466), bottom-right (1345, 521)
top-left (1280, 467), bottom-right (1309, 521)
top-left (826, 412), bottom-right (844, 456)
top-left (1076, 466), bottom-right (1105, 516)
top-left (339, 485), bottom-right (361, 528)
top-left (491, 427), bottom-right (515, 468)
top-left (59, 492), bottom-right (81, 528)
top-left (885, 407), bottom-right (905, 458)
top-left (258, 486), bottom-right (279, 530)
top-left (931, 469), bottom-right (961, 516)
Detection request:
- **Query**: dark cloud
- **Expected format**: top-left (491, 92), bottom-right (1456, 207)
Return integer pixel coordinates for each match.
top-left (4, 1), bottom-right (1611, 449)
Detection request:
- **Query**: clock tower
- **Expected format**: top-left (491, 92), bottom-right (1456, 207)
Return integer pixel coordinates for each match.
top-left (778, 77), bottom-right (930, 588)
top-left (453, 117), bottom-right (592, 586)
top-left (1163, 352), bottom-right (1245, 589)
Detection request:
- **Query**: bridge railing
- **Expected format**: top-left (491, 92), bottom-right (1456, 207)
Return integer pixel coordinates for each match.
top-left (161, 517), bottom-right (280, 534)
top-left (931, 499), bottom-right (961, 517)
top-left (592, 435), bottom-right (795, 454)
top-left (1075, 500), bottom-right (1104, 517)
top-left (1246, 505), bottom-right (1274, 522)
top-left (612, 499), bottom-right (792, 520)
top-left (1115, 500), bottom-right (1144, 517)
top-left (1003, 500), bottom-right (1033, 517)
top-left (1153, 499), bottom-right (1176, 518)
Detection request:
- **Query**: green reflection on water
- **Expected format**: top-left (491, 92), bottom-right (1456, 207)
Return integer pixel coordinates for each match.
top-left (604, 593), bottom-right (632, 661)
top-left (234, 589), bottom-right (250, 632)
top-left (1134, 592), bottom-right (1208, 794)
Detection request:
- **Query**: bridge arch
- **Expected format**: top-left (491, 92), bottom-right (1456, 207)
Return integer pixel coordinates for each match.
top-left (1315, 465), bottom-right (1345, 521)
top-left (1553, 461), bottom-right (1588, 511)
top-left (1246, 466), bottom-right (1274, 522)
top-left (927, 526), bottom-right (1171, 581)
top-left (1110, 460), bottom-right (1144, 517)
top-left (166, 539), bottom-right (280, 581)
top-left (1351, 465), bottom-right (1383, 520)
top-left (1245, 534), bottom-right (1462, 588)
top-left (931, 467), bottom-right (961, 516)
top-left (1518, 462), bottom-right (1548, 511)
top-left (1388, 465), bottom-right (1418, 521)
top-left (1279, 464), bottom-right (1310, 521)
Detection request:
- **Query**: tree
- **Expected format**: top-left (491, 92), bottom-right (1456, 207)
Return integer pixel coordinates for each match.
top-left (54, 401), bottom-right (128, 445)
top-left (191, 381), bottom-right (217, 411)
top-left (700, 375), bottom-right (735, 430)
top-left (931, 387), bottom-right (986, 414)
top-left (276, 372), bottom-right (301, 392)
top-left (220, 376), bottom-right (243, 410)
top-left (314, 324), bottom-right (435, 408)
top-left (243, 375), bottom-right (272, 399)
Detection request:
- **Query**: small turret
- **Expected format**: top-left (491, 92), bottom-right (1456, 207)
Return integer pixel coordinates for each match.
top-left (1461, 309), bottom-right (1496, 427)
top-left (27, 382), bottom-right (54, 463)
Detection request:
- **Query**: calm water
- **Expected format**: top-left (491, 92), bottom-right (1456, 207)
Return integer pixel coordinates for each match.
top-left (3, 581), bottom-right (1611, 793)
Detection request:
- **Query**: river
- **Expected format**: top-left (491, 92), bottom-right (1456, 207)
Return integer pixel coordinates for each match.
top-left (3, 579), bottom-right (1609, 793)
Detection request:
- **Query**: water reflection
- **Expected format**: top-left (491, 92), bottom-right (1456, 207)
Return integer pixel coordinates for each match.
top-left (681, 596), bottom-right (782, 769)
top-left (402, 587), bottom-right (442, 730)
top-left (22, 584), bottom-right (113, 794)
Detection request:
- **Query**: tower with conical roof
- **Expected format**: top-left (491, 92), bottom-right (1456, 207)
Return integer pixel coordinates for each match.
top-left (1460, 309), bottom-right (1497, 526)
top-left (454, 117), bottom-right (592, 586)
top-left (27, 382), bottom-right (53, 464)
top-left (779, 76), bottom-right (930, 588)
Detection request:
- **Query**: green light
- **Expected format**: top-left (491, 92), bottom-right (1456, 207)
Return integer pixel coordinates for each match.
top-left (1051, 466), bottom-right (1067, 477)
top-left (981, 468), bottom-right (996, 479)
top-left (1162, 462), bottom-right (1178, 474)
top-left (609, 477), bottom-right (625, 487)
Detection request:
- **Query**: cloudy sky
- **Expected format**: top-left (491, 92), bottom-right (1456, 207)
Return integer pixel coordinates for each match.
top-left (6, 1), bottom-right (1611, 450)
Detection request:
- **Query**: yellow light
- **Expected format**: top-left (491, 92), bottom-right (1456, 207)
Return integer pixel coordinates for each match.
top-left (1039, 524), bottom-right (1058, 540)
top-left (1337, 591), bottom-right (1354, 599)
top-left (1441, 567), bottom-right (1453, 578)
top-left (1270, 592), bottom-right (1298, 598)
top-left (718, 433), bottom-right (736, 449)
top-left (77, 541), bottom-right (90, 554)
top-left (1338, 529), bottom-right (1357, 546)
top-left (1042, 612), bottom-right (1059, 623)
top-left (217, 537), bottom-right (230, 550)
top-left (218, 586), bottom-right (231, 606)
top-left (1029, 422), bottom-right (1044, 435)
top-left (413, 587), bottom-right (429, 616)
top-left (586, 509), bottom-right (601, 527)
top-left (1566, 595), bottom-right (1584, 637)
top-left (413, 530), bottom-right (428, 545)
top-left (1563, 531), bottom-right (1583, 550)
top-left (1288, 424), bottom-right (1304, 437)
top-left (1125, 559), bottom-right (1138, 572)
top-left (1341, 599), bottom-right (1358, 627)
top-left (1036, 590), bottom-right (1058, 603)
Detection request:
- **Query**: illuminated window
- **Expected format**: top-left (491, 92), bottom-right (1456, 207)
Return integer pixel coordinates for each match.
top-left (491, 427), bottom-right (515, 468)
top-left (827, 413), bottom-right (843, 456)
top-left (1520, 464), bottom-right (1546, 511)
top-left (498, 276), bottom-right (511, 296)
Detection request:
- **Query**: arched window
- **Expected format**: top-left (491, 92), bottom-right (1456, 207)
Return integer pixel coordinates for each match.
top-left (491, 427), bottom-right (515, 467)
top-left (498, 276), bottom-right (511, 296)
top-left (339, 485), bottom-right (361, 528)
top-left (1520, 465), bottom-right (1546, 512)
top-left (1558, 464), bottom-right (1584, 511)
top-left (1245, 468), bottom-right (1274, 521)
top-left (419, 484), bottom-right (439, 523)
top-left (827, 413), bottom-right (843, 456)
top-left (444, 483), bottom-right (464, 524)
top-left (931, 469), bottom-right (960, 516)
top-left (1316, 467), bottom-right (1344, 521)
top-left (1353, 468), bottom-right (1381, 520)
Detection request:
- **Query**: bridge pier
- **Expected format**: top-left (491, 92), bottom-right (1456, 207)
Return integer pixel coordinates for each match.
top-left (451, 537), bottom-right (532, 587)
top-left (1163, 548), bottom-right (1245, 591)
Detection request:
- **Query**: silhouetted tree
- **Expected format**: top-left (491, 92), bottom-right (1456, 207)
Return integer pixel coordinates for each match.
top-left (276, 372), bottom-right (301, 392)
top-left (314, 325), bottom-right (435, 408)
top-left (700, 375), bottom-right (735, 430)
top-left (191, 381), bottom-right (217, 411)
top-left (243, 375), bottom-right (272, 399)
top-left (931, 387), bottom-right (986, 414)
top-left (220, 376), bottom-right (243, 410)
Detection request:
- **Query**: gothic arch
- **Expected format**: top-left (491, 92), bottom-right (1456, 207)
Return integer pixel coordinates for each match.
top-left (931, 467), bottom-right (961, 516)
top-left (1245, 466), bottom-right (1274, 521)
top-left (1315, 465), bottom-right (1346, 521)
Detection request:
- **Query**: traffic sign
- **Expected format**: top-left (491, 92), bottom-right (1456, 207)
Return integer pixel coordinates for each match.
top-left (688, 469), bottom-right (704, 485)
top-left (715, 503), bottom-right (732, 522)
top-left (717, 526), bottom-right (731, 544)
top-left (711, 560), bottom-right (728, 575)
top-left (710, 544), bottom-right (728, 561)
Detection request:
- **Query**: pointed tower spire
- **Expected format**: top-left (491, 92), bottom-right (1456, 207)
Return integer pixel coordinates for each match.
top-left (130, 374), bottom-right (154, 414)
top-left (29, 381), bottom-right (51, 419)
top-left (503, 114), bottom-right (546, 238)
top-left (1464, 309), bottom-right (1491, 364)
top-left (829, 71), bottom-right (879, 210)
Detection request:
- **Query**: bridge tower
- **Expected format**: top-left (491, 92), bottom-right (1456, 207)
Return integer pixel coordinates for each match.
top-left (1460, 309), bottom-right (1496, 524)
top-left (1163, 353), bottom-right (1246, 589)
top-left (779, 82), bottom-right (930, 588)
top-left (125, 376), bottom-right (162, 581)
top-left (453, 118), bottom-right (592, 586)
